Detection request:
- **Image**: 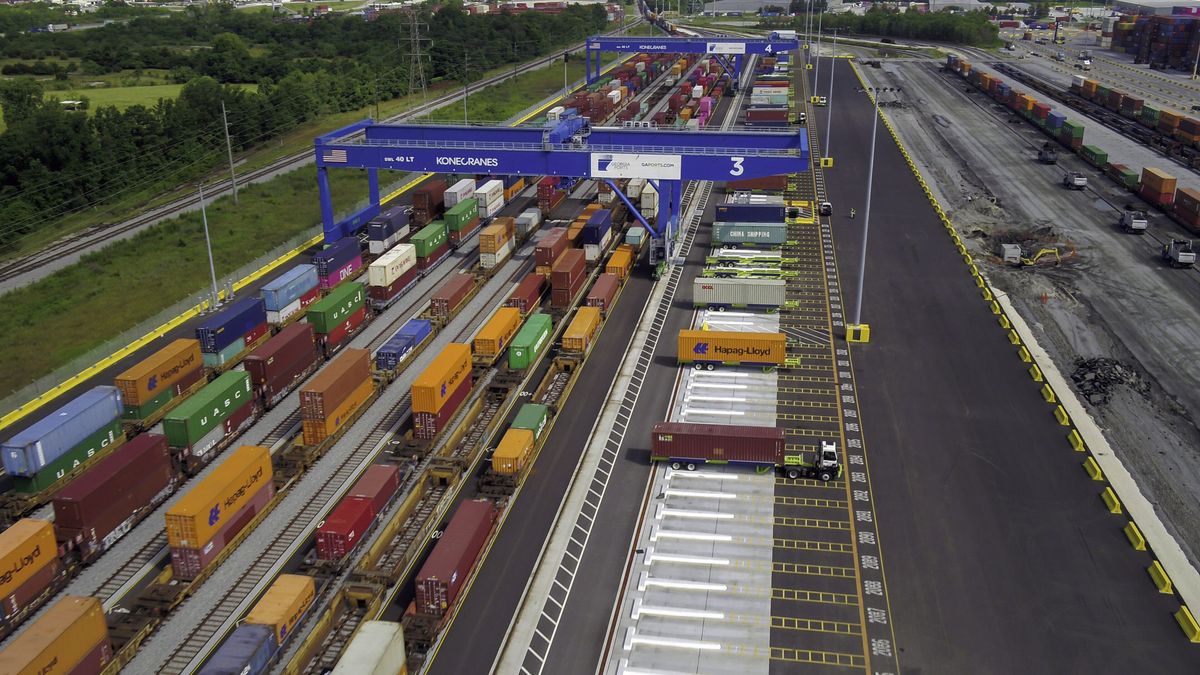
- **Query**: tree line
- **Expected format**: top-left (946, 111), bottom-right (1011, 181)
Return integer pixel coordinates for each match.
top-left (0, 4), bottom-right (608, 251)
top-left (763, 8), bottom-right (1000, 47)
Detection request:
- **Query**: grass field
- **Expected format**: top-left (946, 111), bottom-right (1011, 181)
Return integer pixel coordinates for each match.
top-left (424, 60), bottom-right (587, 123)
top-left (46, 83), bottom-right (257, 111)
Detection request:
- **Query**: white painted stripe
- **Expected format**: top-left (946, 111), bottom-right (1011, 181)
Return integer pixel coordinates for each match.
top-left (702, 319), bottom-right (756, 326)
top-left (630, 635), bottom-right (722, 651)
top-left (644, 578), bottom-right (728, 592)
top-left (659, 508), bottom-right (735, 520)
top-left (636, 605), bottom-right (726, 620)
top-left (652, 530), bottom-right (732, 543)
top-left (682, 408), bottom-right (745, 416)
top-left (687, 382), bottom-right (749, 390)
top-left (684, 395), bottom-right (746, 404)
top-left (664, 489), bottom-right (737, 499)
top-left (649, 553), bottom-right (730, 566)
top-left (666, 470), bottom-right (737, 480)
top-left (687, 371), bottom-right (744, 379)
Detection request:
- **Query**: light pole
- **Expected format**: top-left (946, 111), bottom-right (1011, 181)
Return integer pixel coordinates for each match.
top-left (823, 30), bottom-right (837, 167)
top-left (813, 11), bottom-right (824, 99)
top-left (197, 182), bottom-right (221, 309)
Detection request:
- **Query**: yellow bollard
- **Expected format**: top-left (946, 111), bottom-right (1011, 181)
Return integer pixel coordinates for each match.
top-left (1068, 429), bottom-right (1085, 452)
top-left (1054, 406), bottom-right (1070, 426)
top-left (1149, 561), bottom-right (1174, 594)
top-left (1041, 383), bottom-right (1057, 403)
top-left (1029, 364), bottom-right (1044, 381)
top-left (1083, 456), bottom-right (1103, 481)
top-left (1101, 487), bottom-right (1122, 514)
top-left (1124, 521), bottom-right (1147, 551)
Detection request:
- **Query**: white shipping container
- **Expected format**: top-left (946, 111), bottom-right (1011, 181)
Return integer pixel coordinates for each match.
top-left (599, 190), bottom-right (615, 204)
top-left (685, 118), bottom-right (700, 131)
top-left (583, 229), bottom-right (613, 262)
top-left (547, 105), bottom-right (565, 122)
top-left (517, 208), bottom-right (542, 228)
top-left (267, 299), bottom-right (303, 326)
top-left (332, 621), bottom-right (407, 675)
top-left (608, 90), bottom-right (621, 104)
top-left (693, 277), bottom-right (786, 308)
top-left (692, 85), bottom-right (704, 99)
top-left (368, 225), bottom-right (409, 255)
top-left (477, 179), bottom-right (504, 203)
top-left (641, 190), bottom-right (659, 210)
top-left (635, 61), bottom-right (646, 73)
top-left (481, 239), bottom-right (515, 269)
top-left (479, 199), bottom-right (503, 219)
top-left (445, 179), bottom-right (476, 207)
top-left (368, 243), bottom-right (416, 286)
top-left (626, 178), bottom-right (646, 199)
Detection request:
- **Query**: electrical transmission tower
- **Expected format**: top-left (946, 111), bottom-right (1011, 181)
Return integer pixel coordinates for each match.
top-left (406, 12), bottom-right (429, 103)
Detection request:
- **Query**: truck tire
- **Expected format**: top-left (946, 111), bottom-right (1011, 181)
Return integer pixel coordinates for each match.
top-left (818, 470), bottom-right (833, 482)
top-left (786, 468), bottom-right (800, 479)
top-left (671, 462), bottom-right (682, 470)
top-left (694, 363), bottom-right (704, 370)
top-left (686, 463), bottom-right (696, 471)
top-left (705, 363), bottom-right (715, 371)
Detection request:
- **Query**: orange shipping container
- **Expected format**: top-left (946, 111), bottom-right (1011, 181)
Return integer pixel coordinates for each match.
top-left (1082, 79), bottom-right (1098, 96)
top-left (606, 246), bottom-right (634, 280)
top-left (535, 264), bottom-right (553, 277)
top-left (676, 330), bottom-right (787, 366)
top-left (562, 307), bottom-right (602, 353)
top-left (0, 520), bottom-right (57, 602)
top-left (491, 428), bottom-right (535, 475)
top-left (412, 344), bottom-right (472, 414)
top-left (114, 338), bottom-right (203, 406)
top-left (165, 445), bottom-right (273, 548)
top-left (245, 574), bottom-right (316, 644)
top-left (1141, 167), bottom-right (1177, 193)
top-left (301, 378), bottom-right (374, 447)
top-left (582, 203), bottom-right (603, 216)
top-left (566, 224), bottom-right (583, 246)
top-left (479, 220), bottom-right (515, 254)
top-left (473, 307), bottom-right (522, 359)
top-left (0, 595), bottom-right (110, 675)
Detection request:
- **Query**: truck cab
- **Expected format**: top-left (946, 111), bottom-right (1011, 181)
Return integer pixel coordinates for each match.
top-left (782, 441), bottom-right (842, 482)
top-left (1062, 171), bottom-right (1087, 189)
top-left (1037, 143), bottom-right (1058, 164)
top-left (1119, 208), bottom-right (1148, 233)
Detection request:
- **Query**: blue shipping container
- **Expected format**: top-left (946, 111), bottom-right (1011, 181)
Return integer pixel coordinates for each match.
top-left (1047, 111), bottom-right (1066, 129)
top-left (313, 238), bottom-right (361, 278)
top-left (582, 210), bottom-right (613, 245)
top-left (715, 203), bottom-right (786, 223)
top-left (261, 265), bottom-right (319, 312)
top-left (196, 297), bottom-right (267, 354)
top-left (2, 386), bottom-right (123, 477)
top-left (199, 624), bottom-right (275, 675)
top-left (375, 319), bottom-right (433, 371)
top-left (368, 206), bottom-right (410, 241)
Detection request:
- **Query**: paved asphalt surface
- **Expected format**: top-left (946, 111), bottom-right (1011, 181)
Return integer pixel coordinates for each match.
top-left (819, 60), bottom-right (1200, 672)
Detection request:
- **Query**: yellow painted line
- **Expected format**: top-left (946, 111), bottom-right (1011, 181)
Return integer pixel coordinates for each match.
top-left (774, 561), bottom-right (858, 579)
top-left (770, 646), bottom-right (867, 668)
top-left (772, 616), bottom-right (863, 636)
top-left (775, 495), bottom-right (847, 509)
top-left (772, 538), bottom-right (854, 554)
top-left (774, 516), bottom-right (852, 531)
top-left (771, 588), bottom-right (859, 606)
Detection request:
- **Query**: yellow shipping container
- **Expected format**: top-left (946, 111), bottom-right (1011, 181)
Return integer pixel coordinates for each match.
top-left (605, 247), bottom-right (633, 280)
top-left (245, 574), bottom-right (316, 644)
top-left (566, 224), bottom-right (583, 246)
top-left (114, 338), bottom-right (203, 406)
top-left (0, 596), bottom-right (109, 675)
top-left (562, 307), bottom-right (601, 353)
top-left (301, 378), bottom-right (375, 447)
top-left (0, 520), bottom-right (57, 601)
top-left (166, 446), bottom-right (273, 549)
top-left (491, 428), bottom-right (535, 475)
top-left (676, 330), bottom-right (787, 366)
top-left (582, 203), bottom-right (603, 216)
top-left (474, 307), bottom-right (522, 359)
top-left (411, 344), bottom-right (472, 414)
top-left (1142, 166), bottom-right (1177, 193)
top-left (479, 224), bottom-right (509, 255)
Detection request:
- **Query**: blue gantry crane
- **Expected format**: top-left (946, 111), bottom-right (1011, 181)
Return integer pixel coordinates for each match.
top-left (314, 113), bottom-right (808, 263)
top-left (583, 34), bottom-right (799, 89)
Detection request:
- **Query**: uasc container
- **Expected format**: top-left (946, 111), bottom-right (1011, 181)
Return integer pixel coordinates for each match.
top-left (412, 221), bottom-right (450, 270)
top-left (474, 307), bottom-right (522, 360)
top-left (302, 376), bottom-right (374, 447)
top-left (306, 283), bottom-right (366, 335)
top-left (414, 499), bottom-right (495, 616)
top-left (163, 370), bottom-right (253, 456)
top-left (508, 313), bottom-right (553, 370)
top-left (245, 574), bottom-right (316, 645)
top-left (562, 306), bottom-right (601, 353)
top-left (2, 386), bottom-right (123, 478)
top-left (199, 624), bottom-right (275, 675)
top-left (114, 339), bottom-right (202, 407)
top-left (0, 595), bottom-right (111, 675)
top-left (677, 330), bottom-right (786, 366)
top-left (511, 403), bottom-right (550, 441)
top-left (316, 496), bottom-right (375, 562)
top-left (330, 620), bottom-right (407, 675)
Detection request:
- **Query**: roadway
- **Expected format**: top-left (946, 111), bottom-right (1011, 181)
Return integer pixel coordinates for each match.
top-left (818, 58), bottom-right (1200, 672)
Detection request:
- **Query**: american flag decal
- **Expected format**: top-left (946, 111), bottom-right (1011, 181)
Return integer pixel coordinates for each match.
top-left (322, 149), bottom-right (348, 163)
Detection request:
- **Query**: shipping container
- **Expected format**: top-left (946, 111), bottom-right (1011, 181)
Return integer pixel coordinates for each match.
top-left (712, 222), bottom-right (787, 246)
top-left (586, 274), bottom-right (620, 314)
top-left (2, 386), bottom-right (123, 478)
top-left (413, 375), bottom-right (470, 440)
top-left (507, 274), bottom-right (547, 315)
top-left (414, 499), bottom-right (495, 616)
top-left (1142, 166), bottom-right (1177, 194)
top-left (120, 365), bottom-right (204, 426)
top-left (445, 179), bottom-right (476, 207)
top-left (368, 244), bottom-right (417, 287)
top-left (301, 378), bottom-right (374, 447)
top-left (316, 496), bottom-right (375, 562)
top-left (562, 307), bottom-right (601, 354)
top-left (412, 179), bottom-right (448, 224)
top-left (650, 422), bottom-right (785, 466)
top-left (170, 476), bottom-right (274, 581)
top-left (53, 433), bottom-right (174, 560)
top-left (0, 596), bottom-right (111, 675)
top-left (114, 339), bottom-right (203, 406)
top-left (196, 297), bottom-right (267, 354)
top-left (262, 265), bottom-right (320, 319)
top-left (245, 574), bottom-right (316, 644)
top-left (511, 403), bottom-right (550, 441)
top-left (430, 274), bottom-right (476, 320)
top-left (552, 249), bottom-right (586, 290)
top-left (375, 319), bottom-right (433, 371)
top-left (243, 323), bottom-right (319, 409)
top-left (534, 230), bottom-right (569, 266)
top-left (367, 206), bottom-right (410, 256)
top-left (606, 246), bottom-right (633, 280)
top-left (508, 313), bottom-right (553, 370)
top-left (306, 283), bottom-right (366, 334)
top-left (163, 370), bottom-right (253, 450)
top-left (300, 349), bottom-right (371, 421)
top-left (491, 428), bottom-right (535, 475)
top-left (445, 199), bottom-right (480, 234)
top-left (412, 344), bottom-right (472, 414)
top-left (199, 624), bottom-right (275, 675)
top-left (166, 445), bottom-right (273, 549)
top-left (693, 277), bottom-right (786, 309)
top-left (0, 519), bottom-right (57, 615)
top-left (480, 217), bottom-right (515, 253)
top-left (348, 464), bottom-right (402, 515)
top-left (411, 221), bottom-right (450, 260)
top-left (677, 330), bottom-right (787, 366)
top-left (474, 308), bottom-right (522, 361)
top-left (330, 621), bottom-right (406, 675)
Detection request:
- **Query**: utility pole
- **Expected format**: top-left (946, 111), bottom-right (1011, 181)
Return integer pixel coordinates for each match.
top-left (813, 11), bottom-right (824, 95)
top-left (220, 101), bottom-right (238, 205)
top-left (849, 86), bottom-right (899, 343)
top-left (197, 182), bottom-right (221, 309)
top-left (463, 52), bottom-right (470, 124)
top-left (564, 51), bottom-right (569, 97)
top-left (823, 30), bottom-right (837, 163)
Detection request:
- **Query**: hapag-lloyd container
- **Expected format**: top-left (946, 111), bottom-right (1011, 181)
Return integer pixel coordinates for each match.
top-left (413, 375), bottom-right (470, 439)
top-left (301, 377), bottom-right (374, 447)
top-left (166, 445), bottom-right (273, 549)
top-left (170, 478), bottom-right (274, 581)
top-left (114, 339), bottom-right (202, 406)
top-left (677, 330), bottom-right (787, 366)
top-left (2, 386), bottom-right (124, 478)
top-left (0, 519), bottom-right (58, 609)
top-left (0, 595), bottom-right (112, 675)
top-left (415, 499), bottom-right (495, 616)
top-left (375, 319), bottom-right (433, 371)
top-left (196, 297), bottom-right (267, 354)
top-left (650, 422), bottom-right (786, 464)
top-left (245, 574), bottom-right (315, 644)
top-left (412, 344), bottom-right (473, 414)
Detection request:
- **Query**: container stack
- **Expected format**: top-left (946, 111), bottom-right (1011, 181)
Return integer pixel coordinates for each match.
top-left (446, 198), bottom-right (481, 248)
top-left (366, 205), bottom-right (410, 255)
top-left (551, 249), bottom-right (586, 308)
top-left (299, 349), bottom-right (373, 447)
top-left (606, 245), bottom-right (634, 280)
top-left (516, 208), bottom-right (543, 240)
top-left (115, 339), bottom-right (203, 424)
top-left (586, 273), bottom-right (619, 314)
top-left (163, 371), bottom-right (254, 466)
top-left (196, 297), bottom-right (269, 368)
top-left (503, 175), bottom-right (526, 202)
top-left (0, 519), bottom-right (61, 615)
top-left (1174, 187), bottom-right (1200, 230)
top-left (474, 307), bottom-right (521, 364)
top-left (0, 596), bottom-right (113, 674)
top-left (582, 209), bottom-right (613, 263)
top-left (535, 229), bottom-right (568, 277)
top-left (305, 282), bottom-right (368, 355)
top-left (537, 177), bottom-right (566, 216)
top-left (641, 182), bottom-right (659, 221)
top-left (411, 344), bottom-right (473, 440)
top-left (412, 178), bottom-right (448, 225)
top-left (508, 312), bottom-right (552, 370)
top-left (243, 323), bottom-right (319, 409)
top-left (444, 178), bottom-right (475, 207)
top-left (313, 238), bottom-right (363, 291)
top-left (367, 243), bottom-right (417, 309)
top-left (262, 264), bottom-right (321, 326)
top-left (507, 273), bottom-right (546, 315)
top-left (480, 216), bottom-right (516, 269)
top-left (430, 274), bottom-right (476, 321)
top-left (412, 220), bottom-right (450, 271)
top-left (375, 318), bottom-right (432, 371)
top-left (1140, 167), bottom-right (1178, 207)
top-left (476, 179), bottom-right (505, 219)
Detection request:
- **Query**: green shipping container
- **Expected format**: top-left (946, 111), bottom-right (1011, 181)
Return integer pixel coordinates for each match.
top-left (1142, 106), bottom-right (1160, 126)
top-left (1116, 167), bottom-right (1139, 189)
top-left (202, 338), bottom-right (246, 369)
top-left (123, 385), bottom-right (176, 422)
top-left (306, 282), bottom-right (365, 334)
top-left (511, 404), bottom-right (551, 441)
top-left (445, 199), bottom-right (479, 232)
top-left (1081, 145), bottom-right (1108, 166)
top-left (508, 313), bottom-right (553, 371)
top-left (11, 420), bottom-right (124, 494)
top-left (1063, 120), bottom-right (1085, 138)
top-left (712, 222), bottom-right (788, 246)
top-left (163, 370), bottom-right (253, 447)
top-left (412, 221), bottom-right (449, 258)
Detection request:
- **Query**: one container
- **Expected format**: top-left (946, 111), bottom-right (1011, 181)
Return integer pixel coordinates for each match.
top-left (412, 221), bottom-right (450, 269)
top-left (650, 422), bottom-right (785, 465)
top-left (196, 297), bottom-right (267, 354)
top-left (163, 371), bottom-right (253, 451)
top-left (508, 313), bottom-right (553, 370)
top-left (165, 445), bottom-right (273, 549)
top-left (300, 349), bottom-right (371, 422)
top-left (375, 319), bottom-right (433, 371)
top-left (412, 344), bottom-right (472, 414)
top-left (169, 472), bottom-right (275, 581)
top-left (676, 330), bottom-right (787, 366)
top-left (348, 464), bottom-right (403, 515)
top-left (330, 620), bottom-right (407, 675)
top-left (562, 307), bottom-right (601, 353)
top-left (243, 323), bottom-right (319, 408)
top-left (114, 339), bottom-right (202, 406)
top-left (552, 249), bottom-right (586, 289)
top-left (366, 205), bottom-right (410, 255)
top-left (316, 496), bottom-right (375, 562)
top-left (430, 274), bottom-right (476, 320)
top-left (52, 433), bottom-right (174, 560)
top-left (414, 499), bottom-right (495, 616)
top-left (444, 178), bottom-right (476, 207)
top-left (245, 574), bottom-right (316, 644)
top-left (321, 305), bottom-right (368, 355)
top-left (712, 222), bottom-right (787, 246)
top-left (0, 519), bottom-right (58, 615)
top-left (511, 403), bottom-right (550, 441)
top-left (535, 230), bottom-right (568, 266)
top-left (313, 238), bottom-right (361, 278)
top-left (586, 273), bottom-right (619, 314)
top-left (491, 428), bottom-right (535, 475)
top-left (261, 264), bottom-right (321, 324)
top-left (306, 283), bottom-right (366, 335)
top-left (2, 386), bottom-right (123, 478)
top-left (0, 595), bottom-right (111, 675)
top-left (199, 624), bottom-right (275, 675)
top-left (506, 274), bottom-right (547, 315)
top-left (474, 307), bottom-right (522, 360)
top-left (693, 277), bottom-right (786, 309)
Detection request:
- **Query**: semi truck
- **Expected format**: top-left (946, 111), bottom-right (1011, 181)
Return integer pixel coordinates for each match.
top-left (650, 422), bottom-right (841, 481)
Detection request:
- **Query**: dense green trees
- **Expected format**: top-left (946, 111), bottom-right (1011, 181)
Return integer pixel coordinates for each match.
top-left (764, 8), bottom-right (999, 46)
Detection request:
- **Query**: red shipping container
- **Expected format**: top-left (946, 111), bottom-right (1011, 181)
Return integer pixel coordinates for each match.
top-left (536, 177), bottom-right (558, 196)
top-left (551, 274), bottom-right (585, 309)
top-left (244, 323), bottom-right (319, 408)
top-left (348, 464), bottom-right (403, 515)
top-left (551, 249), bottom-right (585, 289)
top-left (431, 274), bottom-right (476, 320)
top-left (507, 274), bottom-right (547, 314)
top-left (242, 321), bottom-right (270, 350)
top-left (67, 638), bottom-right (114, 675)
top-left (53, 434), bottom-right (175, 561)
top-left (727, 175), bottom-right (787, 191)
top-left (300, 349), bottom-right (371, 421)
top-left (412, 178), bottom-right (448, 224)
top-left (322, 305), bottom-right (368, 354)
top-left (415, 499), bottom-right (495, 617)
top-left (535, 230), bottom-right (569, 266)
top-left (745, 108), bottom-right (788, 122)
top-left (170, 481), bottom-right (275, 580)
top-left (418, 242), bottom-right (450, 271)
top-left (586, 273), bottom-right (619, 313)
top-left (651, 422), bottom-right (785, 464)
top-left (539, 190), bottom-right (565, 217)
top-left (1139, 184), bottom-right (1175, 207)
top-left (1, 559), bottom-right (61, 622)
top-left (316, 496), bottom-right (376, 562)
top-left (368, 266), bottom-right (418, 308)
top-left (413, 375), bottom-right (471, 440)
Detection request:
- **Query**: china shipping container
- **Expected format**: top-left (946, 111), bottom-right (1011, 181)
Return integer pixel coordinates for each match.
top-left (243, 323), bottom-right (319, 409)
top-left (585, 274), bottom-right (619, 314)
top-left (492, 428), bottom-right (535, 475)
top-left (2, 386), bottom-right (123, 478)
top-left (375, 319), bottom-right (433, 371)
top-left (676, 330), bottom-right (787, 366)
top-left (53, 433), bottom-right (174, 561)
top-left (508, 313), bottom-right (553, 370)
top-left (163, 370), bottom-right (255, 462)
top-left (562, 307), bottom-right (601, 353)
top-left (0, 519), bottom-right (59, 622)
top-left (516, 209), bottom-right (542, 240)
top-left (692, 277), bottom-right (786, 309)
top-left (534, 230), bottom-right (568, 266)
top-left (114, 338), bottom-right (203, 408)
top-left (317, 496), bottom-right (375, 562)
top-left (650, 422), bottom-right (785, 465)
top-left (712, 222), bottom-right (787, 246)
top-left (445, 178), bottom-right (475, 206)
top-left (412, 221), bottom-right (451, 271)
top-left (261, 264), bottom-right (320, 325)
top-left (196, 297), bottom-right (267, 354)
top-left (330, 620), bottom-right (407, 675)
top-left (245, 574), bottom-right (316, 645)
top-left (199, 624), bottom-right (275, 675)
top-left (0, 595), bottom-right (111, 674)
top-left (474, 307), bottom-right (522, 361)
top-left (507, 274), bottom-right (547, 315)
top-left (348, 464), bottom-right (403, 515)
top-left (414, 499), bottom-right (495, 616)
top-left (300, 349), bottom-right (372, 423)
top-left (412, 178), bottom-right (449, 224)
top-left (431, 274), bottom-right (476, 320)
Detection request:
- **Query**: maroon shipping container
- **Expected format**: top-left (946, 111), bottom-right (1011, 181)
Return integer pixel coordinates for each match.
top-left (745, 108), bottom-right (788, 122)
top-left (418, 243), bottom-right (451, 272)
top-left (414, 499), bottom-right (496, 617)
top-left (1, 559), bottom-right (61, 622)
top-left (316, 496), bottom-right (375, 562)
top-left (586, 274), bottom-right (619, 314)
top-left (53, 434), bottom-right (175, 561)
top-left (322, 305), bottom-right (368, 355)
top-left (168, 365), bottom-right (206, 401)
top-left (727, 175), bottom-right (787, 191)
top-left (348, 464), bottom-right (403, 515)
top-left (651, 422), bottom-right (785, 464)
top-left (243, 323), bottom-right (319, 408)
top-left (539, 190), bottom-right (565, 217)
top-left (551, 249), bottom-right (586, 289)
top-left (170, 481), bottom-right (275, 580)
top-left (368, 266), bottom-right (418, 307)
top-left (300, 349), bottom-right (371, 421)
top-left (535, 230), bottom-right (568, 266)
top-left (67, 638), bottom-right (114, 675)
top-left (448, 217), bottom-right (482, 250)
top-left (431, 274), bottom-right (476, 320)
top-left (243, 321), bottom-right (270, 350)
top-left (413, 375), bottom-right (471, 440)
top-left (412, 178), bottom-right (448, 224)
top-left (506, 274), bottom-right (547, 315)
top-left (550, 274), bottom-right (585, 309)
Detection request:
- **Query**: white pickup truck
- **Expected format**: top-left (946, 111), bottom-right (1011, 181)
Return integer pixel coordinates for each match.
top-left (1062, 171), bottom-right (1087, 190)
